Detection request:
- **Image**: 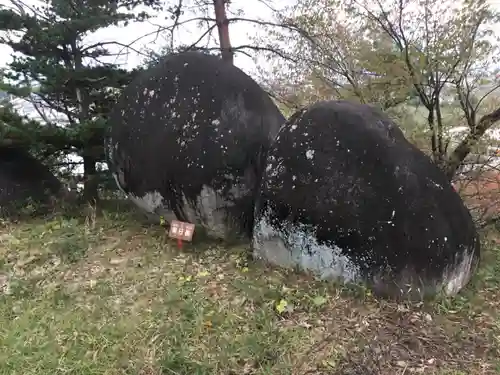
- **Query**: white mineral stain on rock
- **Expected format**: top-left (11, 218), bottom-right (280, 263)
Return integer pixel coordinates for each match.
top-left (128, 190), bottom-right (165, 214)
top-left (124, 181), bottom-right (249, 240)
top-left (252, 209), bottom-right (361, 282)
top-left (441, 249), bottom-right (477, 295)
top-left (183, 183), bottom-right (250, 239)
top-left (252, 207), bottom-right (478, 298)
top-left (192, 185), bottom-right (228, 237)
top-left (306, 149), bottom-right (315, 160)
top-left (111, 172), bottom-right (127, 195)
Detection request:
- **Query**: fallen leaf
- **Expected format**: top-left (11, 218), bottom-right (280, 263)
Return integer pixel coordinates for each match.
top-left (275, 299), bottom-right (288, 314)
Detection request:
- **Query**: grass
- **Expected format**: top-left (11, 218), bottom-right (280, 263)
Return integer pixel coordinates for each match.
top-left (1, 201), bottom-right (500, 375)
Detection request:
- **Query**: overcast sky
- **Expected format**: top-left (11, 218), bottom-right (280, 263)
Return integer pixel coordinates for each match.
top-left (0, 0), bottom-right (290, 77)
top-left (2, 0), bottom-right (500, 76)
top-left (2, 0), bottom-right (500, 170)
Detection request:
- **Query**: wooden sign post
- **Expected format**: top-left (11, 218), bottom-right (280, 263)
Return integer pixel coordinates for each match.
top-left (168, 220), bottom-right (195, 249)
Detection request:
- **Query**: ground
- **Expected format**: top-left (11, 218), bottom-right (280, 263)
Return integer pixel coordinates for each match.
top-left (1, 201), bottom-right (499, 375)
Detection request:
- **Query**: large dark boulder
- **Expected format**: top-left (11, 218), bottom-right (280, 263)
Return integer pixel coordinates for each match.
top-left (253, 100), bottom-right (480, 300)
top-left (0, 147), bottom-right (64, 217)
top-left (107, 51), bottom-right (285, 239)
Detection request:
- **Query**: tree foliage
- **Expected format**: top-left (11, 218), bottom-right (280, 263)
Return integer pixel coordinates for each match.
top-left (0, 0), bottom-right (161, 201)
top-left (351, 0), bottom-right (500, 177)
top-left (262, 0), bottom-right (500, 179)
top-left (257, 0), bottom-right (417, 110)
top-left (0, 0), bottom-right (498, 209)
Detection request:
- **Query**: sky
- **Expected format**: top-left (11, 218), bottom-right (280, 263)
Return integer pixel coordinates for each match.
top-left (0, 0), bottom-right (290, 77)
top-left (2, 0), bottom-right (500, 175)
top-left (0, 0), bottom-right (294, 120)
top-left (0, 0), bottom-right (291, 176)
top-left (2, 0), bottom-right (500, 115)
top-left (2, 0), bottom-right (500, 82)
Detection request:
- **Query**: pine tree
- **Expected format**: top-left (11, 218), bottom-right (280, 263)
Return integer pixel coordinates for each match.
top-left (0, 0), bottom-right (162, 202)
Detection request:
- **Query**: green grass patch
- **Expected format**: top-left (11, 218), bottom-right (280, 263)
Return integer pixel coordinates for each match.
top-left (0, 205), bottom-right (499, 374)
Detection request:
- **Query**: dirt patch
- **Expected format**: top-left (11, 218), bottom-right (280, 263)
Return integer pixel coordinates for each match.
top-left (291, 299), bottom-right (499, 375)
top-left (333, 305), bottom-right (497, 374)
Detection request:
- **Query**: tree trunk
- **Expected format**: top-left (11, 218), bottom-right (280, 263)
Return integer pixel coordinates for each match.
top-left (83, 152), bottom-right (99, 204)
top-left (427, 110), bottom-right (439, 162)
top-left (71, 40), bottom-right (99, 204)
top-left (445, 107), bottom-right (500, 180)
top-left (213, 0), bottom-right (233, 64)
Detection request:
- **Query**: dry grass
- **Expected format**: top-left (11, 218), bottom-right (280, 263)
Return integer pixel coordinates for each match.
top-left (0, 201), bottom-right (499, 375)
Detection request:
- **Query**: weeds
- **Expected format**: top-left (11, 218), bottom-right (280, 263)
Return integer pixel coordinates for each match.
top-left (0, 204), bottom-right (499, 374)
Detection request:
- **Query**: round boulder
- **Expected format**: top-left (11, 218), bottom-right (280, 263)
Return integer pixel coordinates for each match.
top-left (107, 51), bottom-right (285, 239)
top-left (253, 100), bottom-right (480, 299)
top-left (0, 146), bottom-right (64, 217)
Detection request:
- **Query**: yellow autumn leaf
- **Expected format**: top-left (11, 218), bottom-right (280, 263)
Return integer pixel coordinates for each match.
top-left (241, 267), bottom-right (249, 273)
top-left (275, 299), bottom-right (288, 314)
top-left (159, 216), bottom-right (165, 226)
top-left (197, 270), bottom-right (210, 277)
